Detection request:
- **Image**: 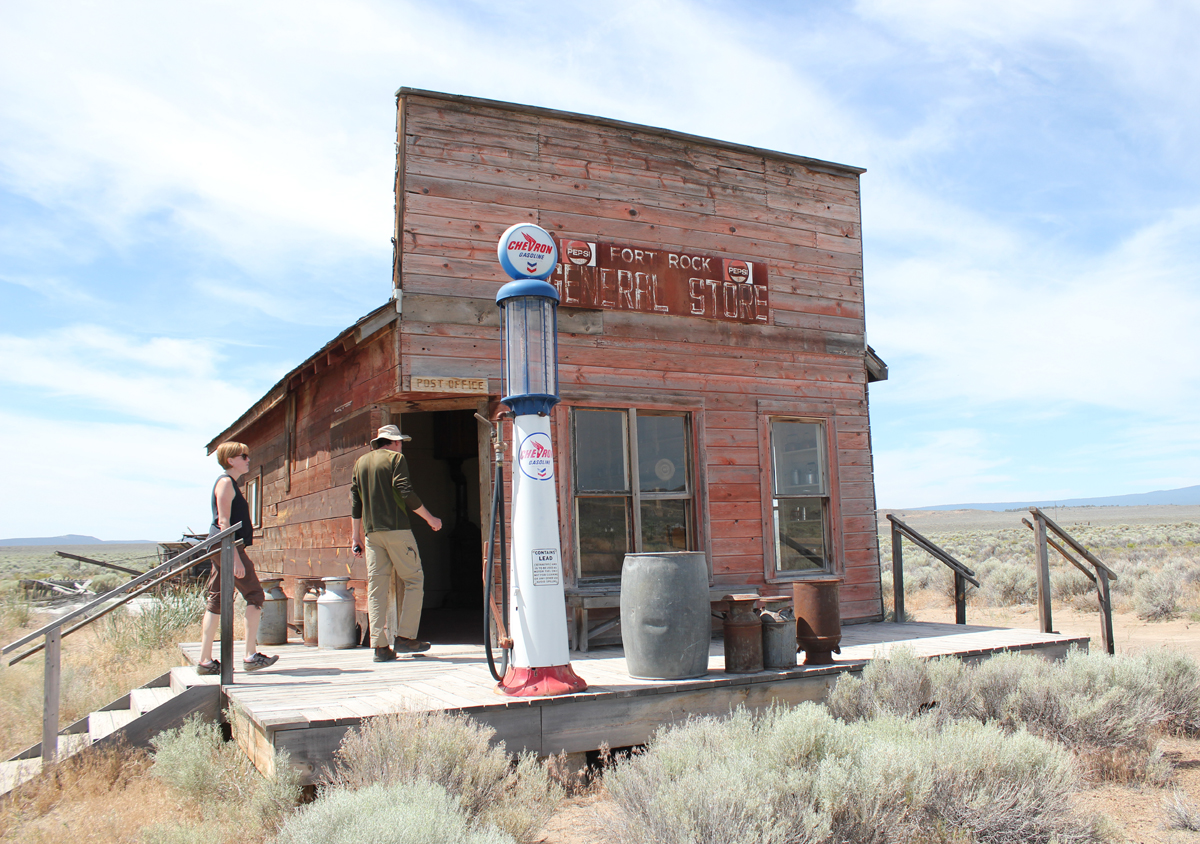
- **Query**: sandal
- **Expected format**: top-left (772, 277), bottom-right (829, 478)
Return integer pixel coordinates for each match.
top-left (243, 653), bottom-right (278, 671)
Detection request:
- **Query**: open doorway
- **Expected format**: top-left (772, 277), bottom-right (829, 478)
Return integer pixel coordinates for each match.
top-left (398, 409), bottom-right (485, 644)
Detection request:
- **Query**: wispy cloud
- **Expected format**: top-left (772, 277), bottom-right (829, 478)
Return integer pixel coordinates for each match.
top-left (0, 327), bottom-right (255, 431)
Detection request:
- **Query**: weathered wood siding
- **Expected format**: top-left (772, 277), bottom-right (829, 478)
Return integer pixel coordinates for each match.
top-left (396, 92), bottom-right (881, 621)
top-left (242, 327), bottom-right (398, 588)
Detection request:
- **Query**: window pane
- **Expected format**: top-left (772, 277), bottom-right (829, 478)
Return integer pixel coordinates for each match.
top-left (770, 421), bottom-right (826, 496)
top-left (640, 499), bottom-right (690, 552)
top-left (636, 414), bottom-right (688, 493)
top-left (574, 410), bottom-right (629, 492)
top-left (577, 497), bottom-right (629, 577)
top-left (774, 498), bottom-right (827, 571)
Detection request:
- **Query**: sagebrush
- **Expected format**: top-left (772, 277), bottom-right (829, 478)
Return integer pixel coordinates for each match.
top-left (329, 711), bottom-right (561, 844)
top-left (601, 702), bottom-right (1099, 844)
top-left (826, 646), bottom-right (1200, 781)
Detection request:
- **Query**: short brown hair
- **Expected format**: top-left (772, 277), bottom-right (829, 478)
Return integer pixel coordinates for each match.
top-left (216, 441), bottom-right (249, 470)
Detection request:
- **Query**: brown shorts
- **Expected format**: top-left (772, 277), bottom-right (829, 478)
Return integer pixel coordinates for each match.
top-left (204, 545), bottom-right (266, 613)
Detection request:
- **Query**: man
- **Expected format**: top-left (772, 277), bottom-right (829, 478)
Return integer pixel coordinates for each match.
top-left (350, 423), bottom-right (443, 662)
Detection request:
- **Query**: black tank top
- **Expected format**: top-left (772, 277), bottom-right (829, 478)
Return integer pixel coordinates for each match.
top-left (211, 474), bottom-right (253, 547)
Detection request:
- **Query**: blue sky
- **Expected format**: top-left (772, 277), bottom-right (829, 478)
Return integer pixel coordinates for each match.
top-left (2, 1), bottom-right (1198, 539)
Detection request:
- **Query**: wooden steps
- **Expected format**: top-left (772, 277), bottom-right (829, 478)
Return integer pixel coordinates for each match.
top-left (1, 665), bottom-right (223, 797)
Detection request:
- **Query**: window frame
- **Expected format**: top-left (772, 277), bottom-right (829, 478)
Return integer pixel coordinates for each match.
top-left (565, 404), bottom-right (705, 585)
top-left (759, 413), bottom-right (840, 582)
top-left (243, 468), bottom-right (263, 530)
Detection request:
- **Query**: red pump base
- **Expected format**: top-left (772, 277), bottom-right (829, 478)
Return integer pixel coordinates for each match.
top-left (496, 664), bottom-right (588, 697)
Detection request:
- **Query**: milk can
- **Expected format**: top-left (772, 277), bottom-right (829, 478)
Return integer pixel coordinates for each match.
top-left (302, 580), bottom-right (320, 647)
top-left (257, 578), bottom-right (289, 646)
top-left (317, 576), bottom-right (357, 649)
top-left (721, 594), bottom-right (763, 674)
top-left (759, 596), bottom-right (797, 670)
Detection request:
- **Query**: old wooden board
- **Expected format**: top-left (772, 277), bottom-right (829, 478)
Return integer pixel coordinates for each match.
top-left (184, 621), bottom-right (1089, 783)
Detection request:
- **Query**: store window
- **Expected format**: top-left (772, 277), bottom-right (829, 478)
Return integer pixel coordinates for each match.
top-left (769, 419), bottom-right (829, 572)
top-left (572, 408), bottom-right (694, 580)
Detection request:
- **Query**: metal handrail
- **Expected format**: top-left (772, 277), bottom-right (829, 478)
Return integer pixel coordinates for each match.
top-left (886, 514), bottom-right (980, 625)
top-left (1025, 507), bottom-right (1118, 654)
top-left (1, 523), bottom-right (243, 763)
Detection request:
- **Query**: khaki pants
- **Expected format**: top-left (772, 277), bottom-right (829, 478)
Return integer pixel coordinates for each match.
top-left (365, 529), bottom-right (423, 646)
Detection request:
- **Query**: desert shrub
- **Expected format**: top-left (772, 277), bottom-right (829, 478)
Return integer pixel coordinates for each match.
top-left (828, 647), bottom-right (1196, 781)
top-left (602, 703), bottom-right (1096, 844)
top-left (99, 585), bottom-right (206, 653)
top-left (1051, 568), bottom-right (1095, 602)
top-left (1163, 789), bottom-right (1200, 832)
top-left (329, 711), bottom-right (560, 844)
top-left (88, 574), bottom-right (124, 595)
top-left (150, 714), bottom-right (300, 833)
top-left (1136, 648), bottom-right (1200, 735)
top-left (275, 781), bottom-right (514, 844)
top-left (0, 586), bottom-right (33, 629)
top-left (1133, 568), bottom-right (1182, 620)
top-left (980, 560), bottom-right (1039, 606)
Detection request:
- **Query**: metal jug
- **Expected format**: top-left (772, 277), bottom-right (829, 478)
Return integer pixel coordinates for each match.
top-left (317, 576), bottom-right (357, 649)
top-left (759, 596), bottom-right (797, 670)
top-left (257, 578), bottom-right (289, 646)
top-left (721, 594), bottom-right (763, 674)
top-left (302, 580), bottom-right (320, 647)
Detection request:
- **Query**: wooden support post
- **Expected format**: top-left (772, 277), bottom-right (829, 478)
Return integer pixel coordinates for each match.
top-left (1097, 569), bottom-right (1115, 655)
top-left (42, 626), bottom-right (61, 764)
top-left (1033, 513), bottom-right (1053, 634)
top-left (220, 535), bottom-right (235, 686)
top-left (890, 520), bottom-right (904, 623)
top-left (954, 571), bottom-right (967, 625)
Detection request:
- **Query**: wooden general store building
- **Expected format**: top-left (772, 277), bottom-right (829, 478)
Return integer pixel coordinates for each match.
top-left (207, 89), bottom-right (889, 647)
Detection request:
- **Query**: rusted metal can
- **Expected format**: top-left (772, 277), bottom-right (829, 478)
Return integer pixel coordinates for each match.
top-left (721, 594), bottom-right (763, 673)
top-left (302, 580), bottom-right (321, 647)
top-left (759, 596), bottom-right (797, 670)
top-left (793, 577), bottom-right (842, 665)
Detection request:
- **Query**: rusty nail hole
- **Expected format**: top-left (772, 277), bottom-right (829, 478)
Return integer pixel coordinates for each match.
top-left (729, 226), bottom-right (737, 232)
top-left (628, 209), bottom-right (638, 217)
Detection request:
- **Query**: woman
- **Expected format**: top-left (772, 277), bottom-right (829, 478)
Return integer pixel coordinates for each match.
top-left (196, 441), bottom-right (278, 674)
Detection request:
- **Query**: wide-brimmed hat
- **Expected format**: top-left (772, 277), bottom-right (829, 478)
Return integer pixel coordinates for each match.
top-left (370, 424), bottom-right (411, 446)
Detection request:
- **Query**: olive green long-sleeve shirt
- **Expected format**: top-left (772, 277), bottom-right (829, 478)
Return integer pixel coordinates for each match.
top-left (349, 449), bottom-right (425, 534)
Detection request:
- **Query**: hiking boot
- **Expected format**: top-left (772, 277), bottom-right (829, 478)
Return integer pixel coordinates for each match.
top-left (196, 659), bottom-right (220, 675)
top-left (242, 653), bottom-right (278, 671)
top-left (394, 637), bottom-right (431, 653)
top-left (373, 646), bottom-right (397, 662)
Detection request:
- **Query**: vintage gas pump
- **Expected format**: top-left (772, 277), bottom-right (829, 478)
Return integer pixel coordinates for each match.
top-left (492, 223), bottom-right (587, 697)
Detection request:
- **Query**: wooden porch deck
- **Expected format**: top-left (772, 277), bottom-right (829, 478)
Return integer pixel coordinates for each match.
top-left (179, 621), bottom-right (1089, 783)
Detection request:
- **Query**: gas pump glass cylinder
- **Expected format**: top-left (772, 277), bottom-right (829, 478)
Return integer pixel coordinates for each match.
top-left (498, 280), bottom-right (560, 416)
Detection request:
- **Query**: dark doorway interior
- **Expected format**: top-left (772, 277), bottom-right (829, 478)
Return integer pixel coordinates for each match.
top-left (401, 409), bottom-right (484, 644)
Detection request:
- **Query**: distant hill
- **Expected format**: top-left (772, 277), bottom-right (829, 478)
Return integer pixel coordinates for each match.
top-left (913, 484), bottom-right (1200, 512)
top-left (0, 535), bottom-right (157, 546)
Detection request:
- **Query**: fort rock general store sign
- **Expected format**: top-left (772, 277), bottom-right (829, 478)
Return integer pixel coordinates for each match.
top-left (548, 240), bottom-right (768, 325)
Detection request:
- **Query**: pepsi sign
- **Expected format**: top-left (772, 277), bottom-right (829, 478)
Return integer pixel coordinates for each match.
top-left (498, 224), bottom-right (558, 280)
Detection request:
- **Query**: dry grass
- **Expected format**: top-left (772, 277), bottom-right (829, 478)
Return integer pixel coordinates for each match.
top-left (0, 588), bottom-right (246, 760)
top-left (0, 742), bottom-right (192, 844)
